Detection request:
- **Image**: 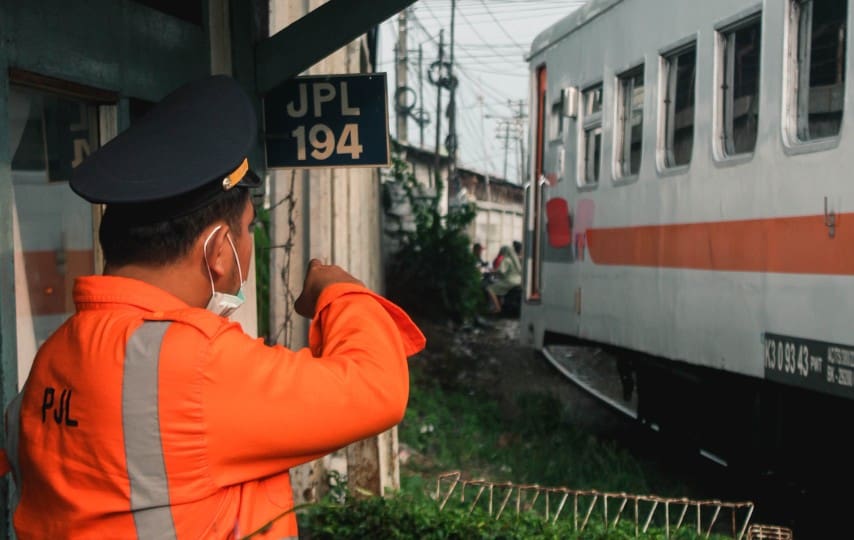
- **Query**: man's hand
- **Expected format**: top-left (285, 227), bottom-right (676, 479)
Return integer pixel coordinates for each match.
top-left (294, 259), bottom-right (364, 318)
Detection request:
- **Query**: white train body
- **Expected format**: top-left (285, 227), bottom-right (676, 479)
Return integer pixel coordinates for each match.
top-left (522, 0), bottom-right (854, 403)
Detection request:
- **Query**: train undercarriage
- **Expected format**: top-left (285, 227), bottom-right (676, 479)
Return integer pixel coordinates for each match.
top-left (540, 331), bottom-right (853, 536)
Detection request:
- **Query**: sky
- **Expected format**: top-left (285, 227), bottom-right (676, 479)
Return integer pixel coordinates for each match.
top-left (377, 0), bottom-right (589, 184)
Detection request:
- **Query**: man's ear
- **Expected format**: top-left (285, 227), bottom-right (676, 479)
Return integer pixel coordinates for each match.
top-left (201, 223), bottom-right (231, 279)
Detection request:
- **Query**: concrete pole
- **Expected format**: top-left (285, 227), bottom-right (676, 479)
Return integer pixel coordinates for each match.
top-left (396, 9), bottom-right (408, 143)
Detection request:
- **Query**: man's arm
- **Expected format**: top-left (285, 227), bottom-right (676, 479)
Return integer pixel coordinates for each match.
top-left (202, 281), bottom-right (424, 487)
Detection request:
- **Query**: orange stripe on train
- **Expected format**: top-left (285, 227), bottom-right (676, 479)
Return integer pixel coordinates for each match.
top-left (585, 213), bottom-right (852, 275)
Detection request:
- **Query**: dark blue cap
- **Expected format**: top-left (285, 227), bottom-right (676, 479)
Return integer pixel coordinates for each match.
top-left (70, 75), bottom-right (260, 210)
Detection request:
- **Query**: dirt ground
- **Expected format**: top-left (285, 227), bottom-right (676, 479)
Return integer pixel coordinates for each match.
top-left (409, 315), bottom-right (624, 431)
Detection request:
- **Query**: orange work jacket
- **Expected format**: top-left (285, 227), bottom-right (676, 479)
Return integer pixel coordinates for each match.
top-left (2, 275), bottom-right (425, 539)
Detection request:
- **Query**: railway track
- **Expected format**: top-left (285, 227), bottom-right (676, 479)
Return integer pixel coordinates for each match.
top-left (537, 344), bottom-right (843, 538)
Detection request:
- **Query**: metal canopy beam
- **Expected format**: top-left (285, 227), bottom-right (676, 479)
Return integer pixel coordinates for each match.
top-left (256, 0), bottom-right (416, 94)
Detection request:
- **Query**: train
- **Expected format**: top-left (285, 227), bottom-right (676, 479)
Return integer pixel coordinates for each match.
top-left (520, 0), bottom-right (852, 498)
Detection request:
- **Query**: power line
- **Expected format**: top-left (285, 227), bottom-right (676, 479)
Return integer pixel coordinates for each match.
top-left (386, 0), bottom-right (585, 181)
top-left (476, 0), bottom-right (526, 51)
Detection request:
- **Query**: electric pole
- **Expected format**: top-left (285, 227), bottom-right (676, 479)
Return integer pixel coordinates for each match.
top-left (447, 0), bottom-right (458, 187)
top-left (418, 45), bottom-right (424, 148)
top-left (513, 100), bottom-right (528, 184)
top-left (501, 121), bottom-right (511, 180)
top-left (396, 9), bottom-right (408, 144)
top-left (433, 29), bottom-right (444, 177)
top-left (491, 100), bottom-right (527, 183)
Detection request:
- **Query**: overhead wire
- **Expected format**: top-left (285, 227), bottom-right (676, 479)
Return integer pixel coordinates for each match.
top-left (391, 0), bottom-right (582, 180)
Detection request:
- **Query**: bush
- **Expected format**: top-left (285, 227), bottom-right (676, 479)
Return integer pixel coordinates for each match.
top-left (297, 487), bottom-right (727, 540)
top-left (383, 147), bottom-right (483, 322)
top-left (253, 205), bottom-right (271, 340)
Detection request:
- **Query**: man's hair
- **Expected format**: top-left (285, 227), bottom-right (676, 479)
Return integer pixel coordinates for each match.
top-left (99, 187), bottom-right (250, 267)
top-left (512, 240), bottom-right (522, 255)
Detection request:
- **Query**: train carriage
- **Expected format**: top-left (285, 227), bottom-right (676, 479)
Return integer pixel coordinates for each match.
top-left (522, 0), bottom-right (852, 485)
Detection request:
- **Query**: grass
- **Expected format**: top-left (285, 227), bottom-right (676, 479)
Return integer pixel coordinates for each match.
top-left (298, 358), bottom-right (737, 539)
top-left (399, 370), bottom-right (654, 494)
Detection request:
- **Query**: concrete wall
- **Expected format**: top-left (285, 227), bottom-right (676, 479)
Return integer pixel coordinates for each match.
top-left (385, 143), bottom-right (525, 265)
top-left (268, 0), bottom-right (395, 506)
top-left (0, 2), bottom-right (226, 529)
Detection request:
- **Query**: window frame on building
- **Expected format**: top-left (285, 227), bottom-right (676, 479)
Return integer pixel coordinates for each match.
top-left (8, 71), bottom-right (117, 387)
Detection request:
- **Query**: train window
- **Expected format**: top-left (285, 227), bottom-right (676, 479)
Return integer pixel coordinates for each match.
top-left (720, 18), bottom-right (761, 156)
top-left (662, 45), bottom-right (696, 167)
top-left (791, 0), bottom-right (847, 141)
top-left (616, 67), bottom-right (644, 177)
top-left (579, 84), bottom-right (603, 185)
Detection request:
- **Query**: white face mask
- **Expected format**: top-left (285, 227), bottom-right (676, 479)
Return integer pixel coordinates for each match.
top-left (203, 225), bottom-right (246, 317)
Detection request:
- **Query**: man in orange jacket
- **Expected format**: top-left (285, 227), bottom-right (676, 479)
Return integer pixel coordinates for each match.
top-left (1, 75), bottom-right (425, 539)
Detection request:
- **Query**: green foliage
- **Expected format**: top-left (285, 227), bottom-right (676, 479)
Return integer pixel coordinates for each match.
top-left (253, 205), bottom-right (271, 340)
top-left (384, 147), bottom-right (483, 322)
top-left (298, 483), bottom-right (725, 540)
top-left (300, 489), bottom-right (596, 539)
top-left (297, 368), bottom-right (731, 539)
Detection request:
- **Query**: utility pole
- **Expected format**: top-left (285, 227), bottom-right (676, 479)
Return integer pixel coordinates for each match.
top-left (502, 121), bottom-right (511, 180)
top-left (418, 44), bottom-right (424, 148)
top-left (491, 101), bottom-right (528, 183)
top-left (396, 9), bottom-right (408, 144)
top-left (433, 29), bottom-right (444, 178)
top-left (447, 0), bottom-right (458, 188)
top-left (514, 100), bottom-right (528, 184)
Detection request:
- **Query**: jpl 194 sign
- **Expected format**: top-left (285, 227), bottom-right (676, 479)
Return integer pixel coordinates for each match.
top-left (264, 73), bottom-right (389, 168)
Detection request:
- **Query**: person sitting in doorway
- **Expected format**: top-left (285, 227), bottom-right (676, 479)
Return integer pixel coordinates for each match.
top-left (472, 242), bottom-right (490, 274)
top-left (486, 244), bottom-right (522, 314)
top-left (512, 240), bottom-right (523, 260)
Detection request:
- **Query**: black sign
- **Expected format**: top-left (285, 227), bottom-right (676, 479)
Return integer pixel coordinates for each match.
top-left (764, 332), bottom-right (854, 399)
top-left (264, 73), bottom-right (389, 168)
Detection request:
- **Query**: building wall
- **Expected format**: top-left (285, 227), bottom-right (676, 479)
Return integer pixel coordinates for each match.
top-left (384, 143), bottom-right (525, 266)
top-left (0, 0), bottom-right (258, 530)
top-left (456, 171), bottom-right (525, 262)
top-left (471, 203), bottom-right (524, 265)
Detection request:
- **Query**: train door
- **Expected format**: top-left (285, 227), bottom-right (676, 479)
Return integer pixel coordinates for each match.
top-left (527, 65), bottom-right (547, 302)
top-left (8, 76), bottom-right (114, 387)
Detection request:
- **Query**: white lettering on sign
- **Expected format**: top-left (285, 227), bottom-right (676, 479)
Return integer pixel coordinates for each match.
top-left (286, 81), bottom-right (365, 163)
top-left (72, 138), bottom-right (91, 168)
top-left (838, 368), bottom-right (854, 387)
top-left (764, 336), bottom-right (814, 378)
top-left (828, 346), bottom-right (854, 368)
top-left (340, 83), bottom-right (360, 116)
top-left (292, 123), bottom-right (364, 161)
top-left (285, 82), bottom-right (362, 119)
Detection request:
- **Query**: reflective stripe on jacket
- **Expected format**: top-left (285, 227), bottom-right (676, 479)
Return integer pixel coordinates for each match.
top-left (3, 275), bottom-right (424, 539)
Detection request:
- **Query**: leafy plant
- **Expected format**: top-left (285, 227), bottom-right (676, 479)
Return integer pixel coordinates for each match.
top-left (383, 146), bottom-right (483, 322)
top-left (295, 360), bottom-right (734, 539)
top-left (297, 482), bottom-right (729, 540)
top-left (399, 369), bottom-right (653, 493)
top-left (253, 205), bottom-right (271, 340)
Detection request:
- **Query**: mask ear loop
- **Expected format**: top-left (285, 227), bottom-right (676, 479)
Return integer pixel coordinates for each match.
top-left (225, 233), bottom-right (244, 285)
top-left (203, 225), bottom-right (223, 295)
